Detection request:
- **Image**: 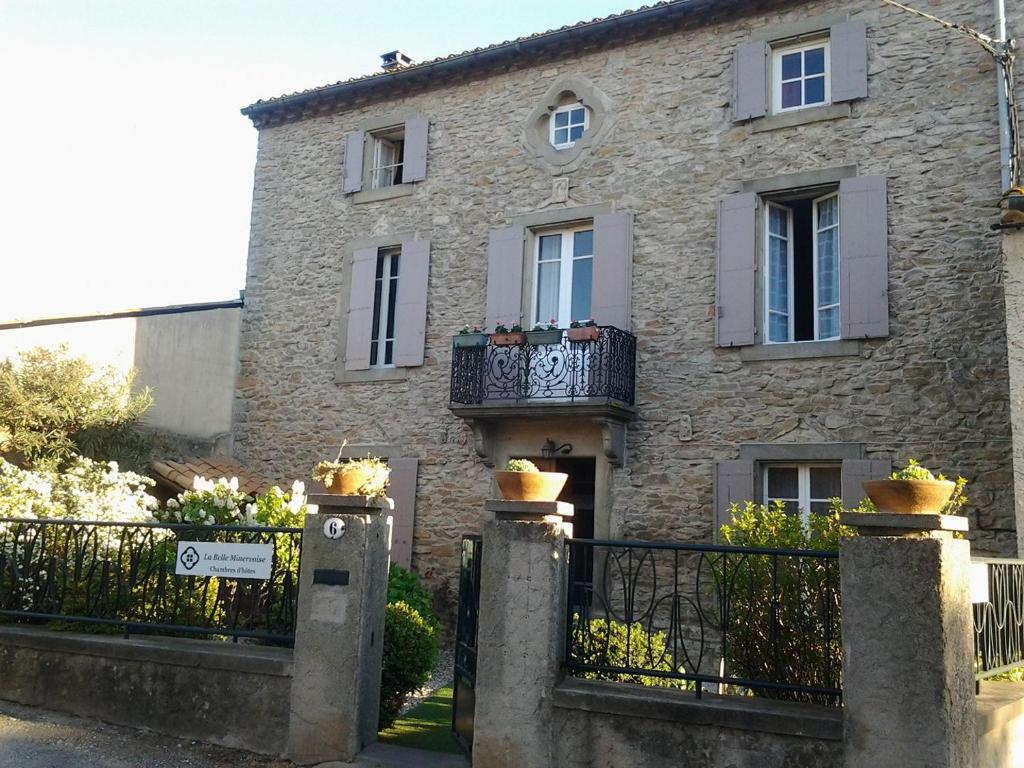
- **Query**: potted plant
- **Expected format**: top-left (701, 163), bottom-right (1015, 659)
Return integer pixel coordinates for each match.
top-left (525, 319), bottom-right (562, 345)
top-left (567, 318), bottom-right (600, 343)
top-left (862, 459), bottom-right (957, 514)
top-left (312, 447), bottom-right (391, 497)
top-left (454, 324), bottom-right (489, 348)
top-left (495, 458), bottom-right (568, 502)
top-left (490, 323), bottom-right (526, 346)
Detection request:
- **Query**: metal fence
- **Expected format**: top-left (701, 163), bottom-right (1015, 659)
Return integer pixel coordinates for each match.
top-left (449, 326), bottom-right (636, 406)
top-left (974, 557), bottom-right (1024, 681)
top-left (0, 518), bottom-right (302, 643)
top-left (564, 538), bottom-right (842, 705)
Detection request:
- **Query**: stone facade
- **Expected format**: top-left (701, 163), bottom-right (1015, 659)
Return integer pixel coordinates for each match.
top-left (235, 0), bottom-right (1023, 614)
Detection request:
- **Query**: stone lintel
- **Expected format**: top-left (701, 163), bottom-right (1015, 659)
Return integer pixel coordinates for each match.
top-left (484, 499), bottom-right (575, 520)
top-left (840, 512), bottom-right (968, 535)
top-left (307, 494), bottom-right (394, 513)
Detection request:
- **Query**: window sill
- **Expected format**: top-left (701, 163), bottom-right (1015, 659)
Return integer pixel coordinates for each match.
top-left (749, 102), bottom-right (851, 133)
top-left (334, 366), bottom-right (411, 384)
top-left (351, 184), bottom-right (415, 205)
top-left (739, 339), bottom-right (861, 362)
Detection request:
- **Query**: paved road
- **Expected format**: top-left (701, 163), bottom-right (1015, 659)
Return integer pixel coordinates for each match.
top-left (0, 701), bottom-right (293, 768)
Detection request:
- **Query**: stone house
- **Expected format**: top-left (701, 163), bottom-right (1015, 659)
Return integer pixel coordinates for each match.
top-left (235, 0), bottom-right (1022, 611)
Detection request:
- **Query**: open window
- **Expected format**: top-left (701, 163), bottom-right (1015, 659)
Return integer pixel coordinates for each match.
top-left (342, 117), bottom-right (428, 197)
top-left (370, 127), bottom-right (405, 189)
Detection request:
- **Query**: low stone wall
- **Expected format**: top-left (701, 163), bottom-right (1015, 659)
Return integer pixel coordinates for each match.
top-left (0, 626), bottom-right (292, 756)
top-left (550, 679), bottom-right (843, 768)
top-left (977, 681), bottom-right (1024, 768)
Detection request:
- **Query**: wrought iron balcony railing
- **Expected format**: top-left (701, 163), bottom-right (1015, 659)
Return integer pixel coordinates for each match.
top-left (449, 326), bottom-right (636, 406)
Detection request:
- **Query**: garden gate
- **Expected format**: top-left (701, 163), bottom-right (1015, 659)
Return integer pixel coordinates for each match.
top-left (451, 534), bottom-right (481, 753)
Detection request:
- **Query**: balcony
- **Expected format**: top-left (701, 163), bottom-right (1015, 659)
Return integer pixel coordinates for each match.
top-left (448, 326), bottom-right (637, 465)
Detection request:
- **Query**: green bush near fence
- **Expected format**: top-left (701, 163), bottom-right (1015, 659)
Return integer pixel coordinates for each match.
top-left (380, 600), bottom-right (440, 730)
top-left (570, 614), bottom-right (689, 689)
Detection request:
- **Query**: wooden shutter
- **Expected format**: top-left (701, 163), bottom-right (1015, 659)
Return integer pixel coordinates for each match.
top-left (393, 239), bottom-right (430, 367)
top-left (388, 458), bottom-right (419, 569)
top-left (403, 118), bottom-right (429, 183)
top-left (591, 212), bottom-right (633, 330)
top-left (714, 460), bottom-right (755, 538)
top-left (733, 42), bottom-right (769, 121)
top-left (841, 458), bottom-right (891, 509)
top-left (484, 227), bottom-right (524, 331)
top-left (839, 176), bottom-right (889, 339)
top-left (831, 21), bottom-right (868, 103)
top-left (342, 131), bottom-right (365, 193)
top-left (344, 247), bottom-right (378, 370)
top-left (716, 193), bottom-right (758, 347)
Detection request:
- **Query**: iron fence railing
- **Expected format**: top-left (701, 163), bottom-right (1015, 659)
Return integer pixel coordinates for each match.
top-left (0, 518), bottom-right (302, 643)
top-left (564, 538), bottom-right (842, 705)
top-left (449, 326), bottom-right (636, 406)
top-left (974, 557), bottom-right (1024, 681)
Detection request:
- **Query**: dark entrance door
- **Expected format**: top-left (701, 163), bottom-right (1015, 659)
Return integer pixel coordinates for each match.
top-left (451, 534), bottom-right (481, 754)
top-left (539, 457), bottom-right (596, 606)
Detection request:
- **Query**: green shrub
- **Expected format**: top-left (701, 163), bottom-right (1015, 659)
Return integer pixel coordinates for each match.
top-left (379, 601), bottom-right (439, 729)
top-left (570, 615), bottom-right (687, 689)
top-left (387, 564), bottom-right (437, 627)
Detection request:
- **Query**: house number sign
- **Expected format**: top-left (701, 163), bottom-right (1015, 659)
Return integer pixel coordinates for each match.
top-left (323, 517), bottom-right (346, 539)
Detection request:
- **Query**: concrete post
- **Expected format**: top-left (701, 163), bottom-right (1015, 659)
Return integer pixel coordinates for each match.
top-left (1002, 228), bottom-right (1024, 556)
top-left (840, 511), bottom-right (978, 768)
top-left (472, 499), bottom-right (573, 768)
top-left (286, 496), bottom-right (391, 765)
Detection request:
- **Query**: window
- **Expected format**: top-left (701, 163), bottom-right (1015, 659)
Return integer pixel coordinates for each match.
top-left (533, 225), bottom-right (593, 327)
top-left (772, 40), bottom-right (830, 114)
top-left (370, 247), bottom-right (400, 367)
top-left (370, 127), bottom-right (405, 189)
top-left (550, 105), bottom-right (588, 149)
top-left (764, 464), bottom-right (841, 523)
top-left (764, 190), bottom-right (839, 343)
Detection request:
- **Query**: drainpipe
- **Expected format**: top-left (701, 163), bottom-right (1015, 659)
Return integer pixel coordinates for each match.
top-left (995, 0), bottom-right (1013, 190)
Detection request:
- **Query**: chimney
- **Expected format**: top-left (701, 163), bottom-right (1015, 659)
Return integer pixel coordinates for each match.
top-left (380, 50), bottom-right (415, 72)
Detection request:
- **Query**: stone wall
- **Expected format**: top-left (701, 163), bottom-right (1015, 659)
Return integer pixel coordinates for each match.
top-left (0, 627), bottom-right (292, 756)
top-left (235, 0), bottom-right (1024, 611)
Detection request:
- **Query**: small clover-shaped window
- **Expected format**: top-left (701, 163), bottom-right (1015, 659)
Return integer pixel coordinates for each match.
top-left (550, 104), bottom-right (589, 149)
top-left (524, 76), bottom-right (612, 175)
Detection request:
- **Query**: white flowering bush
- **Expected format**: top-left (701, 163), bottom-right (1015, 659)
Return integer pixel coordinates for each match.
top-left (248, 481), bottom-right (308, 527)
top-left (156, 476), bottom-right (308, 527)
top-left (0, 458), bottom-right (53, 520)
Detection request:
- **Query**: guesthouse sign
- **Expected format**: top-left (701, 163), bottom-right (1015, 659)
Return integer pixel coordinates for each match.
top-left (175, 541), bottom-right (273, 580)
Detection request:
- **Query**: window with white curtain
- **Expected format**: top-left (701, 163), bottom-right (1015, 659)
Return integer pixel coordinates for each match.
top-left (764, 463), bottom-right (842, 524)
top-left (763, 189), bottom-right (840, 343)
top-left (533, 225), bottom-right (594, 328)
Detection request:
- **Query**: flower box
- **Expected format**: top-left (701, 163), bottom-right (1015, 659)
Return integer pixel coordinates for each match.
top-left (454, 332), bottom-right (489, 348)
top-left (567, 326), bottom-right (600, 343)
top-left (491, 332), bottom-right (526, 346)
top-left (525, 329), bottom-right (563, 345)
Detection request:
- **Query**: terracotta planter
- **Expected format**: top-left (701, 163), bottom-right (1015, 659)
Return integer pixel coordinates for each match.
top-left (862, 479), bottom-right (956, 514)
top-left (525, 329), bottom-right (563, 345)
top-left (491, 332), bottom-right (526, 346)
top-left (567, 326), bottom-right (600, 343)
top-left (454, 332), bottom-right (489, 348)
top-left (495, 470), bottom-right (568, 502)
top-left (324, 464), bottom-right (390, 495)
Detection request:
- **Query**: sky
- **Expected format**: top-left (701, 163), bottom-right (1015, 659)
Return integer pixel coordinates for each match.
top-left (0, 0), bottom-right (634, 322)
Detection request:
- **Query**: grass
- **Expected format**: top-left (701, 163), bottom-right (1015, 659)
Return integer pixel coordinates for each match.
top-left (378, 686), bottom-right (462, 754)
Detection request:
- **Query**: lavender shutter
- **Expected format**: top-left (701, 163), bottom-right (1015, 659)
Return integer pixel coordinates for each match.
top-left (716, 193), bottom-right (758, 347)
top-left (342, 131), bottom-right (365, 193)
top-left (714, 460), bottom-right (755, 539)
top-left (388, 458), bottom-right (419, 569)
top-left (841, 458), bottom-right (892, 509)
top-left (589, 213), bottom-right (633, 330)
top-left (344, 247), bottom-right (378, 370)
top-left (403, 118), bottom-right (428, 183)
top-left (839, 176), bottom-right (889, 339)
top-left (485, 227), bottom-right (524, 331)
top-left (733, 41), bottom-right (769, 121)
top-left (393, 239), bottom-right (430, 367)
top-left (830, 21), bottom-right (868, 103)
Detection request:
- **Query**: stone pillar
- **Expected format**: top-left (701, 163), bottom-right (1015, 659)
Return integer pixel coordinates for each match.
top-left (286, 496), bottom-right (391, 765)
top-left (473, 499), bottom-right (573, 768)
top-left (1003, 228), bottom-right (1024, 556)
top-left (840, 511), bottom-right (977, 768)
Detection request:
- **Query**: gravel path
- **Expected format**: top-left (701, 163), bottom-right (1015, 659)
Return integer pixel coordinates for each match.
top-left (0, 701), bottom-right (292, 768)
top-left (398, 648), bottom-right (455, 715)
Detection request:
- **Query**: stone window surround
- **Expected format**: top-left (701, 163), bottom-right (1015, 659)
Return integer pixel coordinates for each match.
top-left (744, 12), bottom-right (853, 133)
top-left (334, 232), bottom-right (418, 385)
top-left (523, 75), bottom-right (614, 175)
top-left (351, 110), bottom-right (424, 205)
top-left (738, 442), bottom-right (864, 505)
top-left (736, 164), bottom-right (864, 362)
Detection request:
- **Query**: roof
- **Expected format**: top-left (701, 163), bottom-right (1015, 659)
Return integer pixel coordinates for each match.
top-left (151, 456), bottom-right (279, 497)
top-left (0, 297), bottom-right (244, 331)
top-left (241, 0), bottom-right (727, 127)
